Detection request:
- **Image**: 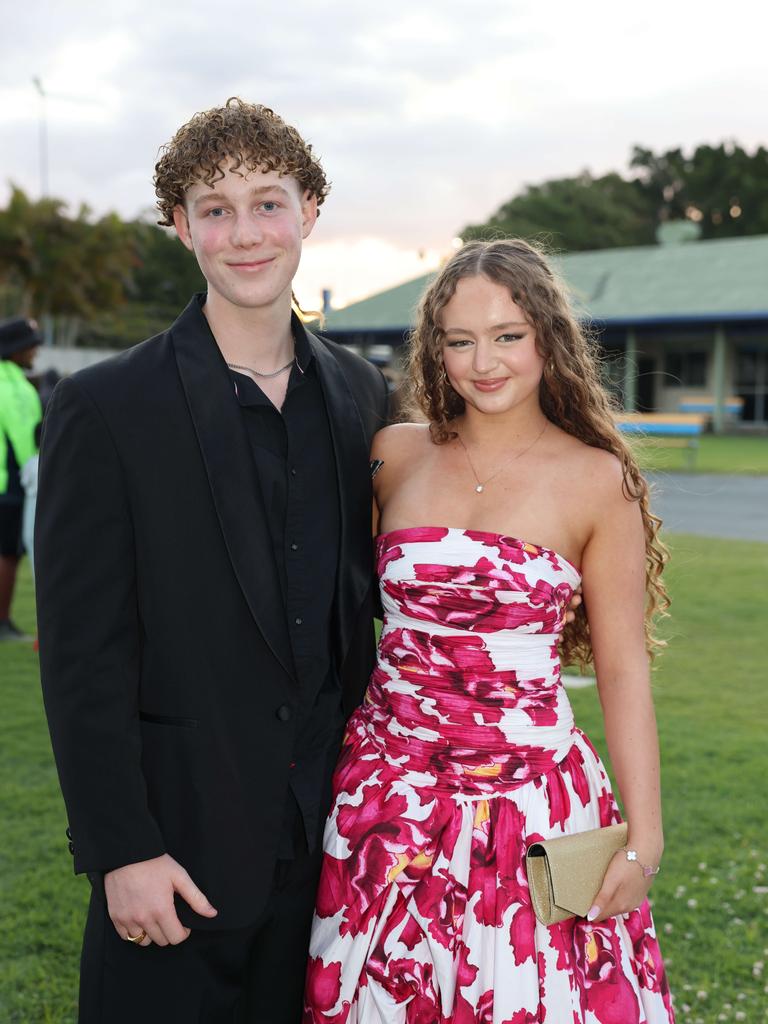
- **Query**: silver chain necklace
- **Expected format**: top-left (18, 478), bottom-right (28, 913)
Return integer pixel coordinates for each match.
top-left (456, 420), bottom-right (549, 494)
top-left (226, 355), bottom-right (296, 380)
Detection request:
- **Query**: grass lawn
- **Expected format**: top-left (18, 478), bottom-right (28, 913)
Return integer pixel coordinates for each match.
top-left (2, 536), bottom-right (767, 1023)
top-left (631, 434), bottom-right (768, 475)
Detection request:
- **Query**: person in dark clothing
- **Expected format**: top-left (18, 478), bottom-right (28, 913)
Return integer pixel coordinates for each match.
top-left (35, 98), bottom-right (388, 1023)
top-left (0, 316), bottom-right (42, 641)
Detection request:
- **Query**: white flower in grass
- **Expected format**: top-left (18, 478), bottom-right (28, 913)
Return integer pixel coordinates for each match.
top-left (697, 861), bottom-right (707, 871)
top-left (663, 922), bottom-right (674, 934)
top-left (687, 897), bottom-right (698, 908)
top-left (734, 1012), bottom-right (746, 1021)
top-left (696, 990), bottom-right (707, 999)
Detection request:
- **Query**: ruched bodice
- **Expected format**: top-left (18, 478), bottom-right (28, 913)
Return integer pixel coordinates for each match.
top-left (363, 526), bottom-right (581, 794)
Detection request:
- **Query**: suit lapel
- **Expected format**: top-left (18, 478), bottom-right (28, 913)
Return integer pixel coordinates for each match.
top-left (305, 327), bottom-right (373, 669)
top-left (172, 298), bottom-right (295, 682)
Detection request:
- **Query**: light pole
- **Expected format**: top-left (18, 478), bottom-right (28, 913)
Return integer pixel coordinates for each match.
top-left (32, 75), bottom-right (49, 197)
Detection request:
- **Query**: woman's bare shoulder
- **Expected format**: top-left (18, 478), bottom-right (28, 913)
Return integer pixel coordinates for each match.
top-left (371, 422), bottom-right (432, 464)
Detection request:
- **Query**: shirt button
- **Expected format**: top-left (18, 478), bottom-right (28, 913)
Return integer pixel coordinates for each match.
top-left (290, 543), bottom-right (298, 551)
top-left (275, 704), bottom-right (292, 722)
top-left (290, 467), bottom-right (297, 476)
top-left (294, 617), bottom-right (303, 625)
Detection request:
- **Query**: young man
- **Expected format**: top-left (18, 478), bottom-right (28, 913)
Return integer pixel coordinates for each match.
top-left (0, 317), bottom-right (42, 641)
top-left (36, 99), bottom-right (388, 1023)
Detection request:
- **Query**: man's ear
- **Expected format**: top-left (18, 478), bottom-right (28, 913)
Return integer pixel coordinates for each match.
top-left (172, 205), bottom-right (195, 252)
top-left (301, 191), bottom-right (319, 240)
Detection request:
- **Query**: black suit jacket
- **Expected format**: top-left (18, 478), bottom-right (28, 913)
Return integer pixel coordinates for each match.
top-left (35, 298), bottom-right (388, 929)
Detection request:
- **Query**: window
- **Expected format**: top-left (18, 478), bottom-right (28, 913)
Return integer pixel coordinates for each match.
top-left (664, 351), bottom-right (707, 387)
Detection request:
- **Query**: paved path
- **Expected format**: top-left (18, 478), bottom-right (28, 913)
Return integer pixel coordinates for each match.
top-left (646, 473), bottom-right (767, 542)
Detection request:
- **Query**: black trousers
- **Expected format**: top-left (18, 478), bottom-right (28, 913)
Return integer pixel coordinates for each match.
top-left (78, 841), bottom-right (324, 1024)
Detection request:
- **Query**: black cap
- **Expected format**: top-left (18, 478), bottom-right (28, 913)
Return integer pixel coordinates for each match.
top-left (0, 317), bottom-right (43, 359)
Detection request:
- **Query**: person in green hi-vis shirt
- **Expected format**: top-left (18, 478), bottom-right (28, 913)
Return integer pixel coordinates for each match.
top-left (0, 317), bottom-right (43, 641)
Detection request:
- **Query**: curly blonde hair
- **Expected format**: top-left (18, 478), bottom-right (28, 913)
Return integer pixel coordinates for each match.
top-left (154, 97), bottom-right (330, 227)
top-left (406, 239), bottom-right (669, 666)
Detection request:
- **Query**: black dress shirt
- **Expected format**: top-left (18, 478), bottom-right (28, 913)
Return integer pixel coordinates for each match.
top-left (230, 318), bottom-right (343, 857)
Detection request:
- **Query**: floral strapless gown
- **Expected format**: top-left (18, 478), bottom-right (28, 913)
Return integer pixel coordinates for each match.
top-left (304, 527), bottom-right (674, 1023)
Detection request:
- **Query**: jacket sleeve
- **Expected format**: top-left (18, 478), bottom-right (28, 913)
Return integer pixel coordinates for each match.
top-left (35, 376), bottom-right (166, 875)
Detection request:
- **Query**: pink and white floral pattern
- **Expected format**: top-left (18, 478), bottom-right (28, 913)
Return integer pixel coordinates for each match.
top-left (305, 527), bottom-right (674, 1023)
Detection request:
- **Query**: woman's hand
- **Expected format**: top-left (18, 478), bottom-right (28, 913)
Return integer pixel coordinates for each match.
top-left (587, 848), bottom-right (659, 923)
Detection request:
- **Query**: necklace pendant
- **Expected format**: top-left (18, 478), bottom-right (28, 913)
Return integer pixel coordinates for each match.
top-left (475, 484), bottom-right (484, 494)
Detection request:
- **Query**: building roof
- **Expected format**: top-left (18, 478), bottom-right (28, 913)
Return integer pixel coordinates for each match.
top-left (322, 234), bottom-right (768, 332)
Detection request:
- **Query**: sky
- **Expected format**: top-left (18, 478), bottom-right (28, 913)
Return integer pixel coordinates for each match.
top-left (1, 0), bottom-right (767, 310)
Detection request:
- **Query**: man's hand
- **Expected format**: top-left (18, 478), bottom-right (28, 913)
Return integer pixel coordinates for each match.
top-left (564, 586), bottom-right (583, 625)
top-left (104, 853), bottom-right (217, 947)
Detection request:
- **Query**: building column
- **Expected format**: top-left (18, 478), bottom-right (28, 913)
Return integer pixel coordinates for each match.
top-left (712, 324), bottom-right (727, 435)
top-left (623, 328), bottom-right (637, 412)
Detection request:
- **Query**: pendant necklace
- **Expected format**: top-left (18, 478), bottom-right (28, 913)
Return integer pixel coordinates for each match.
top-left (226, 355), bottom-right (295, 380)
top-left (456, 420), bottom-right (549, 494)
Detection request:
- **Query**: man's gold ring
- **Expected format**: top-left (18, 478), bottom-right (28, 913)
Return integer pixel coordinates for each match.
top-left (126, 929), bottom-right (147, 944)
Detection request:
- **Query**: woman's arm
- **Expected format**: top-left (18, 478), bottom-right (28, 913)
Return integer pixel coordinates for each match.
top-left (579, 456), bottom-right (664, 921)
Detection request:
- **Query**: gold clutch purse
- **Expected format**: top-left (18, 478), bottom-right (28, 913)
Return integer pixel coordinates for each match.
top-left (526, 822), bottom-right (628, 925)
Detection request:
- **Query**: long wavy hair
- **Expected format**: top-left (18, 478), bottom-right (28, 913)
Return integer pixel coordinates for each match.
top-left (406, 238), bottom-right (669, 666)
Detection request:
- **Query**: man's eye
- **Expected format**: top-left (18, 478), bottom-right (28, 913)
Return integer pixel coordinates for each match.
top-left (261, 201), bottom-right (279, 212)
top-left (207, 207), bottom-right (225, 217)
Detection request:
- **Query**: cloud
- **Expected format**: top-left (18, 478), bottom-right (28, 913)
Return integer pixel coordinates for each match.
top-left (1, 0), bottom-right (766, 302)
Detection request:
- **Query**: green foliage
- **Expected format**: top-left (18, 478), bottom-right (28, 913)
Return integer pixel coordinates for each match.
top-left (463, 172), bottom-right (656, 251)
top-left (631, 142), bottom-right (768, 240)
top-left (2, 532), bottom-right (767, 1021)
top-left (462, 141), bottom-right (768, 252)
top-left (0, 187), bottom-right (135, 322)
top-left (0, 189), bottom-right (203, 348)
top-left (127, 220), bottom-right (204, 307)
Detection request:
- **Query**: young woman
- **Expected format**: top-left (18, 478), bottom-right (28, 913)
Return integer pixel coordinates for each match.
top-left (304, 240), bottom-right (674, 1022)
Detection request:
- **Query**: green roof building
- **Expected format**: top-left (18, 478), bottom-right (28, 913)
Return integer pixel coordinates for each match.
top-left (321, 233), bottom-right (768, 431)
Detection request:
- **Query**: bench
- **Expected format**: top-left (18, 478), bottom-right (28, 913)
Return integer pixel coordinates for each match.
top-left (677, 396), bottom-right (743, 420)
top-left (614, 412), bottom-right (707, 469)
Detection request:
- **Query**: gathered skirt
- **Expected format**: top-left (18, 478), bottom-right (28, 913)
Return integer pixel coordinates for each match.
top-left (304, 718), bottom-right (674, 1023)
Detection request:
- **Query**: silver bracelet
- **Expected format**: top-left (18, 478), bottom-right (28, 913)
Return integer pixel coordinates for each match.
top-left (625, 849), bottom-right (661, 878)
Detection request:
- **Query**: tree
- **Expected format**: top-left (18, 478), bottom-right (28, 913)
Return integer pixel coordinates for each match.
top-left (0, 186), bottom-right (135, 342)
top-left (461, 172), bottom-right (657, 251)
top-left (630, 142), bottom-right (768, 238)
top-left (461, 141), bottom-right (768, 251)
top-left (0, 188), bottom-right (203, 347)
top-left (127, 219), bottom-right (204, 310)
